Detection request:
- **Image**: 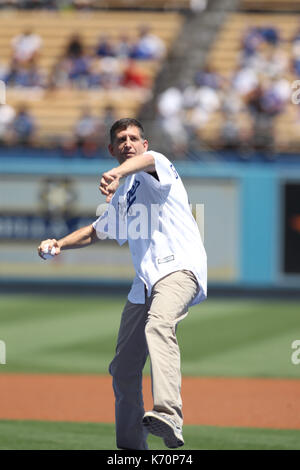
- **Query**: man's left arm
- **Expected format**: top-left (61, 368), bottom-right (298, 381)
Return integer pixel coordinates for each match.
top-left (99, 153), bottom-right (155, 202)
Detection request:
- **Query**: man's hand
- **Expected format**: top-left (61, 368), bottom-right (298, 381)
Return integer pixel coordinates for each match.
top-left (99, 154), bottom-right (155, 203)
top-left (38, 238), bottom-right (60, 260)
top-left (99, 170), bottom-right (121, 203)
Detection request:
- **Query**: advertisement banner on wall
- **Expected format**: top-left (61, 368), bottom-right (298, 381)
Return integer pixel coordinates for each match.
top-left (284, 182), bottom-right (300, 274)
top-left (0, 174), bottom-right (239, 283)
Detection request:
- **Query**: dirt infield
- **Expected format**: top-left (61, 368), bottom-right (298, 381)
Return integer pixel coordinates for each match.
top-left (0, 374), bottom-right (300, 429)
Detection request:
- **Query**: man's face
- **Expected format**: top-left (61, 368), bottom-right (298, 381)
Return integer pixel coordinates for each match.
top-left (108, 125), bottom-right (148, 164)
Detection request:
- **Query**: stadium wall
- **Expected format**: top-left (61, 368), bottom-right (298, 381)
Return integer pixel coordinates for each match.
top-left (1, 155), bottom-right (300, 292)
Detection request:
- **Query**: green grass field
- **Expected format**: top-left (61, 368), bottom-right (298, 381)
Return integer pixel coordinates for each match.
top-left (0, 294), bottom-right (299, 377)
top-left (0, 293), bottom-right (300, 450)
top-left (0, 420), bottom-right (300, 450)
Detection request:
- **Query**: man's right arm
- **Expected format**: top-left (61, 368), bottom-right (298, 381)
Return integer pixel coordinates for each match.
top-left (38, 224), bottom-right (98, 260)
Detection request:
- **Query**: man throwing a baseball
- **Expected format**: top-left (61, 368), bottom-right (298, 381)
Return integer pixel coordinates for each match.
top-left (38, 118), bottom-right (207, 450)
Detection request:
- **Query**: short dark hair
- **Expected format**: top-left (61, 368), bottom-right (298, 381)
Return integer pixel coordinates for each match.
top-left (110, 118), bottom-right (145, 144)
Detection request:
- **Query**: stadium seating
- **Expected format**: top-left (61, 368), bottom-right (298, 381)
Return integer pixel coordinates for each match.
top-left (7, 88), bottom-right (151, 142)
top-left (241, 0), bottom-right (300, 11)
top-left (0, 10), bottom-right (183, 145)
top-left (92, 0), bottom-right (191, 9)
top-left (207, 13), bottom-right (298, 74)
top-left (199, 13), bottom-right (300, 152)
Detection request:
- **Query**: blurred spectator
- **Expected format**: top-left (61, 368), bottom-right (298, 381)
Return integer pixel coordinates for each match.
top-left (49, 54), bottom-right (125, 90)
top-left (247, 77), bottom-right (289, 119)
top-left (48, 57), bottom-right (71, 89)
top-left (68, 55), bottom-right (91, 88)
top-left (219, 115), bottom-right (242, 151)
top-left (292, 22), bottom-right (300, 43)
top-left (65, 34), bottom-right (84, 59)
top-left (74, 107), bottom-right (98, 154)
top-left (221, 83), bottom-right (244, 116)
top-left (0, 61), bottom-right (7, 82)
top-left (241, 26), bottom-right (263, 59)
top-left (12, 105), bottom-right (35, 146)
top-left (190, 0), bottom-right (207, 13)
top-left (245, 76), bottom-right (289, 153)
top-left (3, 60), bottom-right (19, 86)
top-left (158, 86), bottom-right (184, 119)
top-left (232, 66), bottom-right (259, 97)
top-left (261, 26), bottom-right (280, 46)
top-left (158, 77), bottom-right (222, 154)
top-left (63, 107), bottom-right (98, 157)
top-left (194, 85), bottom-right (221, 115)
top-left (260, 77), bottom-right (290, 116)
top-left (185, 85), bottom-right (220, 131)
top-left (257, 46), bottom-right (288, 78)
top-left (194, 64), bottom-right (222, 89)
top-left (87, 58), bottom-right (103, 88)
top-left (23, 61), bottom-right (45, 87)
top-left (0, 103), bottom-right (16, 145)
top-left (157, 86), bottom-right (188, 156)
top-left (95, 36), bottom-right (116, 58)
top-left (292, 38), bottom-right (300, 77)
top-left (241, 25), bottom-right (280, 61)
top-left (121, 60), bottom-right (148, 88)
top-left (182, 74), bottom-right (221, 126)
top-left (219, 112), bottom-right (253, 157)
top-left (131, 25), bottom-right (166, 60)
top-left (99, 57), bottom-right (121, 89)
top-left (239, 26), bottom-right (283, 88)
top-left (115, 35), bottom-right (132, 59)
top-left (12, 29), bottom-right (42, 65)
top-left (4, 60), bottom-right (45, 88)
top-left (63, 105), bottom-right (117, 156)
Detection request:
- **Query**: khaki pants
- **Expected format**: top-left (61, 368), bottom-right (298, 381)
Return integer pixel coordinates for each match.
top-left (109, 270), bottom-right (199, 450)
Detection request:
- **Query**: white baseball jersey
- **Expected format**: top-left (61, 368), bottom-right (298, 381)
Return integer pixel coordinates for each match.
top-left (93, 151), bottom-right (207, 305)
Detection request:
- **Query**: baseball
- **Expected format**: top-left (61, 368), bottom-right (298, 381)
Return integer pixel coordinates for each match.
top-left (42, 244), bottom-right (56, 260)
